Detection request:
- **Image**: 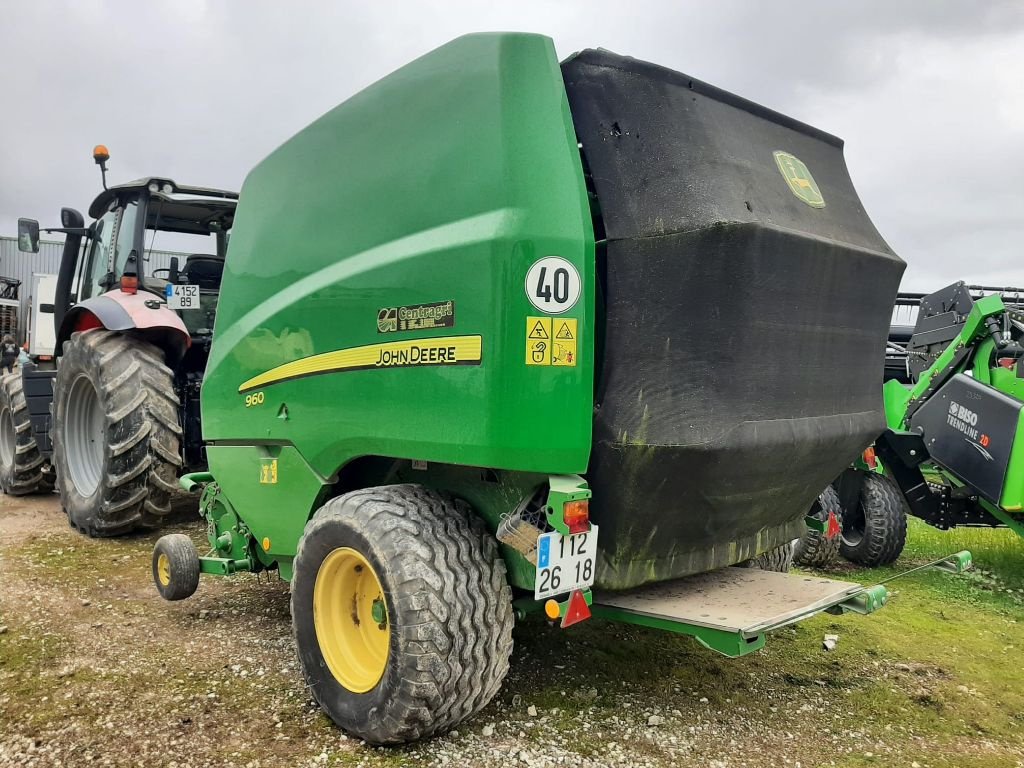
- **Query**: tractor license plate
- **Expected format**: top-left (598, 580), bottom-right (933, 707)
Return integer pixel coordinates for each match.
top-left (165, 284), bottom-right (200, 310)
top-left (534, 525), bottom-right (598, 600)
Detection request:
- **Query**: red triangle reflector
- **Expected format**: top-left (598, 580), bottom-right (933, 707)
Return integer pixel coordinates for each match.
top-left (826, 510), bottom-right (841, 540)
top-left (560, 589), bottom-right (591, 629)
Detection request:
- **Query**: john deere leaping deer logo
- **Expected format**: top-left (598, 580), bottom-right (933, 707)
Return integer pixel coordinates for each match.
top-left (773, 151), bottom-right (825, 208)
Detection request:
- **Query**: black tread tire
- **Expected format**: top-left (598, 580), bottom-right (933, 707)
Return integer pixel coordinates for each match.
top-left (740, 541), bottom-right (794, 572)
top-left (0, 372), bottom-right (54, 495)
top-left (291, 484), bottom-right (514, 744)
top-left (840, 472), bottom-right (908, 567)
top-left (794, 485), bottom-right (843, 568)
top-left (53, 330), bottom-right (182, 537)
top-left (153, 533), bottom-right (201, 601)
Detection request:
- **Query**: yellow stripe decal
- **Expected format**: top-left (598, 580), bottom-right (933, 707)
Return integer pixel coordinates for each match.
top-left (238, 334), bottom-right (482, 393)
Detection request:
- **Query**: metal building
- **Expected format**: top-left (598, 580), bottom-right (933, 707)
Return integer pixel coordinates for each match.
top-left (0, 236), bottom-right (191, 343)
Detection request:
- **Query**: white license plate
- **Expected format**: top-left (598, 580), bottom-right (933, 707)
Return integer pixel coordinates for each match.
top-left (534, 525), bottom-right (598, 600)
top-left (165, 284), bottom-right (200, 310)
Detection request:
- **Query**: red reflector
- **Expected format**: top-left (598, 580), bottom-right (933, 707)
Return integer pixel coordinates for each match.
top-left (862, 446), bottom-right (877, 470)
top-left (999, 357), bottom-right (1016, 369)
top-left (560, 589), bottom-right (591, 629)
top-left (564, 500), bottom-right (590, 534)
top-left (826, 510), bottom-right (841, 540)
top-left (120, 274), bottom-right (138, 295)
top-left (38, 355), bottom-right (52, 361)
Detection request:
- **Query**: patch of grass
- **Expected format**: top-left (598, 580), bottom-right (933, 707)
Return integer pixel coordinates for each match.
top-left (0, 622), bottom-right (71, 732)
top-left (903, 518), bottom-right (1024, 590)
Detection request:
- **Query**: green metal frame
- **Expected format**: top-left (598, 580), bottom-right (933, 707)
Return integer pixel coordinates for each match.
top-left (590, 605), bottom-right (768, 657)
top-left (879, 291), bottom-right (1024, 531)
top-left (590, 583), bottom-right (891, 658)
top-left (587, 555), bottom-right (968, 659)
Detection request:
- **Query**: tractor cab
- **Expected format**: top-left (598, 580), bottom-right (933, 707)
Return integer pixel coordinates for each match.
top-left (75, 178), bottom-right (236, 339)
top-left (17, 147), bottom-right (238, 350)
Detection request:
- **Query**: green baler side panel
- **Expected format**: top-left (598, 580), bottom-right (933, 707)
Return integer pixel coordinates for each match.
top-left (202, 33), bottom-right (595, 479)
top-left (206, 445), bottom-right (328, 575)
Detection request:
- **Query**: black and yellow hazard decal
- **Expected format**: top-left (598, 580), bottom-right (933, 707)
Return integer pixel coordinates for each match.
top-left (773, 150), bottom-right (825, 208)
top-left (526, 316), bottom-right (578, 367)
top-left (238, 335), bottom-right (482, 393)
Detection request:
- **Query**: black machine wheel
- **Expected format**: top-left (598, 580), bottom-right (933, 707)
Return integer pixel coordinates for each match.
top-left (740, 541), bottom-right (794, 572)
top-left (153, 533), bottom-right (201, 601)
top-left (793, 485), bottom-right (843, 568)
top-left (291, 484), bottom-right (514, 744)
top-left (52, 331), bottom-right (182, 537)
top-left (0, 372), bottom-right (54, 495)
top-left (840, 472), bottom-right (907, 566)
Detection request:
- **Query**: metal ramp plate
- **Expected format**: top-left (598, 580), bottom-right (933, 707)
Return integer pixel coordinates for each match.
top-left (593, 567), bottom-right (864, 637)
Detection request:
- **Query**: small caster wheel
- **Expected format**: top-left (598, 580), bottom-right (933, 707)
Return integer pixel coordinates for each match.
top-left (153, 534), bottom-right (201, 601)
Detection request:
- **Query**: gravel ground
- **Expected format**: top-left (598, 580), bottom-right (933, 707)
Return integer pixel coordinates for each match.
top-left (1, 492), bottom-right (1022, 768)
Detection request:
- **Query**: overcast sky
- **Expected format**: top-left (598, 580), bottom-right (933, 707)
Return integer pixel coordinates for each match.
top-left (2, 1), bottom-right (1021, 291)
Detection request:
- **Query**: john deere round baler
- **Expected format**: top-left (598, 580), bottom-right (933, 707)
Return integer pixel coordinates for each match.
top-left (152, 33), bottom-right (905, 743)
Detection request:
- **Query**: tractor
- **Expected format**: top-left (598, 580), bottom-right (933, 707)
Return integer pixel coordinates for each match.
top-left (136, 33), bottom-right (959, 745)
top-left (3, 147), bottom-right (236, 535)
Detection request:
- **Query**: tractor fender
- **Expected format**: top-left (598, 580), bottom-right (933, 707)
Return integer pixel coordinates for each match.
top-left (57, 290), bottom-right (190, 363)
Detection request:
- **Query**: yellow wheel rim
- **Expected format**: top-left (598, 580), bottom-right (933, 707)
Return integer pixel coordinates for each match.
top-left (313, 547), bottom-right (390, 693)
top-left (157, 553), bottom-right (171, 587)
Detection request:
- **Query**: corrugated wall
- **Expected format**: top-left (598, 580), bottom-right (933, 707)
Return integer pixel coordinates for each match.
top-left (0, 236), bottom-right (191, 343)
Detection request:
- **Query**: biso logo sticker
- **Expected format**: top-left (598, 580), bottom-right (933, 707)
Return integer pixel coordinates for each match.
top-left (526, 256), bottom-right (581, 314)
top-left (773, 151), bottom-right (825, 208)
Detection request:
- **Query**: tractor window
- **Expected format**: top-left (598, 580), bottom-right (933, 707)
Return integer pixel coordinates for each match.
top-left (113, 199), bottom-right (141, 278)
top-left (80, 209), bottom-right (117, 301)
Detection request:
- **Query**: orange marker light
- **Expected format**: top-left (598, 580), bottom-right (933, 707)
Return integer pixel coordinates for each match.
top-left (862, 446), bottom-right (877, 470)
top-left (120, 274), bottom-right (138, 294)
top-left (544, 599), bottom-right (560, 620)
top-left (563, 499), bottom-right (590, 534)
top-left (93, 144), bottom-right (110, 163)
top-left (262, 537), bottom-right (271, 551)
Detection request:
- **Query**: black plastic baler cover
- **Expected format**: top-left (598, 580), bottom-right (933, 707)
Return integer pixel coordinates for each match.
top-left (562, 49), bottom-right (905, 590)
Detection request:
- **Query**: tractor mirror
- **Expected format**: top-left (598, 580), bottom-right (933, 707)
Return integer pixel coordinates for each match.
top-left (17, 218), bottom-right (40, 253)
top-left (60, 207), bottom-right (84, 229)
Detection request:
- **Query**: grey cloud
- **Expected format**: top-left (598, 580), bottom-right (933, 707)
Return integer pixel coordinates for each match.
top-left (1, 1), bottom-right (1021, 290)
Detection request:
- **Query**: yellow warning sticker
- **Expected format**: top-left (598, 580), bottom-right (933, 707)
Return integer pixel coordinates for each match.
top-left (552, 318), bottom-right (578, 367)
top-left (526, 317), bottom-right (551, 365)
top-left (526, 316), bottom-right (577, 367)
top-left (259, 458), bottom-right (278, 485)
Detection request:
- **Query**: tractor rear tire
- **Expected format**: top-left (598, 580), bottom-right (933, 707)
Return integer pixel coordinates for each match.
top-left (52, 330), bottom-right (182, 537)
top-left (740, 541), bottom-right (794, 572)
top-left (793, 485), bottom-right (843, 568)
top-left (291, 484), bottom-right (514, 744)
top-left (840, 472), bottom-right (907, 567)
top-left (0, 372), bottom-right (54, 495)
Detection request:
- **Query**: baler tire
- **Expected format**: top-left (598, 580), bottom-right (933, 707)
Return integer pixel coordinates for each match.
top-left (0, 372), bottom-right (53, 495)
top-left (291, 484), bottom-right (514, 744)
top-left (839, 472), bottom-right (907, 567)
top-left (52, 331), bottom-right (183, 538)
top-left (739, 541), bottom-right (794, 572)
top-left (793, 485), bottom-right (843, 568)
top-left (153, 533), bottom-right (201, 601)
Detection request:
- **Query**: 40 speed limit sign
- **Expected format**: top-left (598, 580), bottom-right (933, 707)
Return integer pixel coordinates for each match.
top-left (525, 256), bottom-right (581, 314)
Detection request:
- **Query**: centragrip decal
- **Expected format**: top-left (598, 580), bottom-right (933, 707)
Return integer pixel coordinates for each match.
top-left (238, 335), bottom-right (482, 393)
